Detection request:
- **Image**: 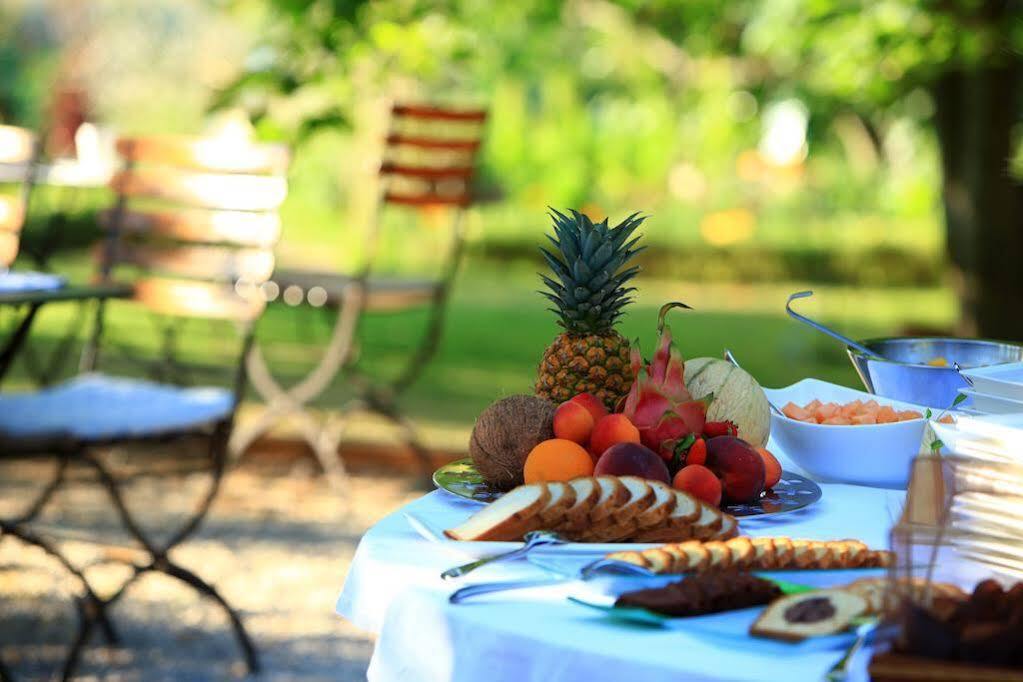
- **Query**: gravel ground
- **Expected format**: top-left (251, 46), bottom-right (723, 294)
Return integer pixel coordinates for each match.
top-left (0, 453), bottom-right (421, 681)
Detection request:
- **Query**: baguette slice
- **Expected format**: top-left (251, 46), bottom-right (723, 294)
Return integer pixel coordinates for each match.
top-left (444, 483), bottom-right (551, 541)
top-left (536, 481), bottom-right (578, 527)
top-left (842, 540), bottom-right (869, 567)
top-left (717, 513), bottom-right (739, 540)
top-left (807, 540), bottom-right (834, 569)
top-left (631, 489), bottom-right (701, 542)
top-left (679, 541), bottom-right (712, 572)
top-left (632, 481), bottom-right (678, 530)
top-left (790, 539), bottom-right (815, 568)
top-left (690, 501), bottom-right (724, 540)
top-left (643, 548), bottom-right (676, 574)
top-left (588, 476), bottom-right (630, 524)
top-left (553, 477), bottom-right (601, 532)
top-left (609, 476), bottom-right (656, 524)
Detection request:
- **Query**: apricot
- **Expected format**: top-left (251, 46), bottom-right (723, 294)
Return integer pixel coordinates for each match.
top-left (755, 446), bottom-right (782, 489)
top-left (594, 442), bottom-right (670, 484)
top-left (523, 438), bottom-right (594, 484)
top-left (672, 464), bottom-right (722, 507)
top-left (570, 393), bottom-right (609, 425)
top-left (589, 414), bottom-right (641, 459)
top-left (553, 400), bottom-right (595, 445)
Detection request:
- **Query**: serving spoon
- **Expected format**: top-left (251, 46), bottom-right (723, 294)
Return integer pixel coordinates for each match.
top-left (785, 291), bottom-right (885, 361)
top-left (441, 530), bottom-right (565, 580)
top-left (723, 348), bottom-right (785, 418)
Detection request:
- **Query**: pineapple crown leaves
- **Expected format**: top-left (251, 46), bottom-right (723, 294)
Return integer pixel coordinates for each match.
top-left (539, 208), bottom-right (647, 333)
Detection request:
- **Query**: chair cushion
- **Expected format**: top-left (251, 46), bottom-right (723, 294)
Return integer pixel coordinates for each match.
top-left (0, 373), bottom-right (234, 441)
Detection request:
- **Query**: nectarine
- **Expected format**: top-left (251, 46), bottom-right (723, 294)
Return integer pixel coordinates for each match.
top-left (594, 442), bottom-right (670, 485)
top-left (672, 464), bottom-right (722, 507)
top-left (553, 400), bottom-right (594, 445)
top-left (590, 414), bottom-right (640, 459)
top-left (705, 435), bottom-right (765, 504)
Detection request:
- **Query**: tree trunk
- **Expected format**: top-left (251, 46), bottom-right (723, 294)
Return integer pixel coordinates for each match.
top-left (932, 59), bottom-right (1023, 340)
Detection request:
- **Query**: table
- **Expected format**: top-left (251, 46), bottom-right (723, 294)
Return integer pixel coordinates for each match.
top-left (0, 281), bottom-right (132, 382)
top-left (336, 446), bottom-right (908, 682)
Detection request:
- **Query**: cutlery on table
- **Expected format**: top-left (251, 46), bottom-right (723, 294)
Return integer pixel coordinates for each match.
top-left (441, 530), bottom-right (565, 580)
top-left (824, 618), bottom-right (878, 682)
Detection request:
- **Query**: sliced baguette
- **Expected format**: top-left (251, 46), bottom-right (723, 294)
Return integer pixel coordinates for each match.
top-left (772, 537), bottom-right (795, 567)
top-left (725, 537), bottom-right (755, 568)
top-left (717, 513), bottom-right (739, 540)
top-left (643, 549), bottom-right (676, 574)
top-left (605, 550), bottom-right (651, 569)
top-left (609, 476), bottom-right (655, 524)
top-left (690, 501), bottom-right (724, 540)
top-left (553, 477), bottom-right (601, 532)
top-left (588, 476), bottom-right (630, 524)
top-left (790, 539), bottom-right (815, 568)
top-left (631, 481), bottom-right (677, 530)
top-left (535, 481), bottom-right (578, 528)
top-left (444, 483), bottom-right (551, 541)
top-left (750, 537), bottom-right (777, 569)
top-left (705, 541), bottom-right (733, 569)
top-left (631, 489), bottom-right (701, 542)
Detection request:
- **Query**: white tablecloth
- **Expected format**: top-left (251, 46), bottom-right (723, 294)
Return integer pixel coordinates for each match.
top-left (336, 448), bottom-right (907, 682)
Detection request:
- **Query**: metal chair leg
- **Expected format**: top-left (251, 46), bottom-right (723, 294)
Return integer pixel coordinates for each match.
top-left (80, 448), bottom-right (260, 674)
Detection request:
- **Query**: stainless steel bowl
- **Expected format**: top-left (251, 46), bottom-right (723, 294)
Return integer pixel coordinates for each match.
top-left (848, 337), bottom-right (1023, 409)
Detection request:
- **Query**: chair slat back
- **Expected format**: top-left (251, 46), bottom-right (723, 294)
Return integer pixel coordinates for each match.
top-left (0, 125), bottom-right (37, 266)
top-left (379, 103), bottom-right (486, 209)
top-left (102, 134), bottom-right (289, 321)
top-left (0, 125), bottom-right (35, 164)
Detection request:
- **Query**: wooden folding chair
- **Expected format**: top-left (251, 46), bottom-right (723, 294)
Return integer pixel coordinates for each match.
top-left (0, 124), bottom-right (40, 267)
top-left (0, 133), bottom-right (289, 679)
top-left (231, 102), bottom-right (486, 486)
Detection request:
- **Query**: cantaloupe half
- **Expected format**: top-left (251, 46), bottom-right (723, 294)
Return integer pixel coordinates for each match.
top-left (684, 357), bottom-right (771, 447)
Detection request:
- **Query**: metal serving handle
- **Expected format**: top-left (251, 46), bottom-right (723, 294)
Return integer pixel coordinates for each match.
top-left (448, 578), bottom-right (567, 604)
top-left (785, 291), bottom-right (885, 361)
top-left (724, 349), bottom-right (784, 417)
top-left (441, 531), bottom-right (565, 580)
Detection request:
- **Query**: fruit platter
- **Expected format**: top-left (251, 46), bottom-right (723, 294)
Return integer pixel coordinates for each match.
top-left (434, 209), bottom-right (824, 554)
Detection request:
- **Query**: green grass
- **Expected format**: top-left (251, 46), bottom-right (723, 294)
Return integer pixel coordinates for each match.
top-left (4, 256), bottom-right (956, 448)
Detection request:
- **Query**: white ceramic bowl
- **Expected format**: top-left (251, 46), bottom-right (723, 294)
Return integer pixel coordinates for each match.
top-left (960, 362), bottom-right (1023, 401)
top-left (764, 378), bottom-right (928, 489)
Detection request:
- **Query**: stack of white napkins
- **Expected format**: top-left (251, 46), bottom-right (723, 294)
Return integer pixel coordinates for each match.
top-left (929, 414), bottom-right (1023, 578)
top-left (958, 362), bottom-right (1023, 415)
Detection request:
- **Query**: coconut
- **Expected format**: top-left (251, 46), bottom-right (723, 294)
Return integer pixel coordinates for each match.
top-left (470, 395), bottom-right (555, 489)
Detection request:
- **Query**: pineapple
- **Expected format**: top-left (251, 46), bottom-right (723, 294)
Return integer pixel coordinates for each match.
top-left (535, 209), bottom-right (645, 409)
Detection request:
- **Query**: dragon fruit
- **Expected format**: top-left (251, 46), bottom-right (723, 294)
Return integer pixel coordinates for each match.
top-left (622, 302), bottom-right (711, 461)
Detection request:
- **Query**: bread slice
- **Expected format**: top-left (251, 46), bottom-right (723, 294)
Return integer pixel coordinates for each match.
top-left (750, 590), bottom-right (867, 642)
top-left (690, 501), bottom-right (724, 540)
top-left (842, 539), bottom-right (869, 567)
top-left (553, 477), bottom-right (601, 532)
top-left (725, 537), bottom-right (755, 568)
top-left (705, 541), bottom-right (733, 569)
top-left (660, 544), bottom-right (691, 573)
top-left (643, 548), bottom-right (676, 574)
top-left (772, 537), bottom-right (795, 567)
top-left (536, 481), bottom-right (578, 527)
top-left (790, 539), bottom-right (815, 568)
top-left (605, 550), bottom-right (651, 569)
top-left (609, 476), bottom-right (655, 524)
top-left (632, 481), bottom-right (678, 530)
top-left (444, 483), bottom-right (551, 541)
top-left (717, 513), bottom-right (739, 540)
top-left (631, 492), bottom-right (700, 542)
top-left (750, 537), bottom-right (777, 569)
top-left (588, 476), bottom-right (630, 524)
top-left (807, 540), bottom-right (834, 569)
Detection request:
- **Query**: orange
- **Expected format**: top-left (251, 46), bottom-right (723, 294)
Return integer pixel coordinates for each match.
top-left (523, 438), bottom-right (594, 484)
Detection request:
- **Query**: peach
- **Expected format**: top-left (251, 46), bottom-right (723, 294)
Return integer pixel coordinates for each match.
top-left (705, 435), bottom-right (765, 504)
top-left (523, 438), bottom-right (594, 483)
top-left (589, 414), bottom-right (641, 459)
top-left (570, 393), bottom-right (609, 425)
top-left (553, 400), bottom-right (595, 445)
top-left (672, 464), bottom-right (722, 507)
top-left (593, 442), bottom-right (670, 485)
top-left (755, 446), bottom-right (782, 489)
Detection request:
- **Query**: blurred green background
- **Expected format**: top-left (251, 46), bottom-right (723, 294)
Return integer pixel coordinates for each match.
top-left (1, 0), bottom-right (1019, 447)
